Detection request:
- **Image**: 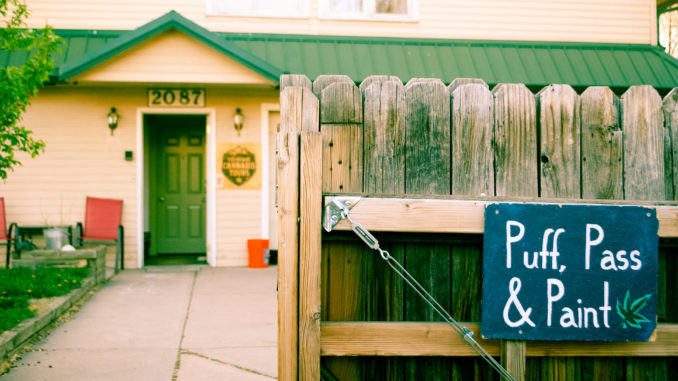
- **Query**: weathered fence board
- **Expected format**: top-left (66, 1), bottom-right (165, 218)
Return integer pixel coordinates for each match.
top-left (622, 86), bottom-right (665, 201)
top-left (318, 76), bottom-right (365, 380)
top-left (450, 81), bottom-right (494, 378)
top-left (493, 82), bottom-right (538, 380)
top-left (537, 84), bottom-right (581, 198)
top-left (581, 86), bottom-right (623, 200)
top-left (403, 78), bottom-right (452, 380)
top-left (622, 84), bottom-right (670, 381)
top-left (280, 74), bottom-right (312, 92)
top-left (493, 83), bottom-right (538, 199)
top-left (361, 77), bottom-right (407, 380)
top-left (664, 88), bottom-right (678, 201)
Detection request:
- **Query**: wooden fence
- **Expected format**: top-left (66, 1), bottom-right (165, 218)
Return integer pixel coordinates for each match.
top-left (278, 74), bottom-right (678, 381)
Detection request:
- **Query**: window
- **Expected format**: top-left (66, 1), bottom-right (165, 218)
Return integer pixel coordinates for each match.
top-left (207, 0), bottom-right (310, 18)
top-left (320, 0), bottom-right (417, 21)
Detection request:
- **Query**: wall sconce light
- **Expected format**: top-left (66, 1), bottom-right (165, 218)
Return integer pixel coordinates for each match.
top-left (107, 107), bottom-right (120, 136)
top-left (234, 108), bottom-right (244, 135)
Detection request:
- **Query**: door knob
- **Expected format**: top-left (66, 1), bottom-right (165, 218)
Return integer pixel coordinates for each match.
top-left (159, 196), bottom-right (165, 202)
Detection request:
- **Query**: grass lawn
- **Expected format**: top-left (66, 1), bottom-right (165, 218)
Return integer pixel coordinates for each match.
top-left (0, 267), bottom-right (89, 333)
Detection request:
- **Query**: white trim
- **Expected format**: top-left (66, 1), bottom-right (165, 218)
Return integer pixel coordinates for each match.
top-left (318, 0), bottom-right (418, 21)
top-left (136, 107), bottom-right (217, 268)
top-left (260, 103), bottom-right (280, 239)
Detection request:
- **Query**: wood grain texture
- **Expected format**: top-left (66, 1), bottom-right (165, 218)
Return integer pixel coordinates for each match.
top-left (299, 132), bottom-right (322, 381)
top-left (313, 74), bottom-right (355, 100)
top-left (622, 85), bottom-right (665, 201)
top-left (328, 196), bottom-right (678, 238)
top-left (280, 74), bottom-right (312, 92)
top-left (447, 78), bottom-right (489, 94)
top-left (320, 322), bottom-right (678, 357)
top-left (581, 87), bottom-right (622, 200)
top-left (493, 83), bottom-right (537, 381)
top-left (493, 83), bottom-right (538, 198)
top-left (363, 79), bottom-right (406, 195)
top-left (403, 77), bottom-right (452, 380)
top-left (535, 82), bottom-right (583, 381)
top-left (278, 87), bottom-right (303, 381)
top-left (537, 84), bottom-right (581, 198)
top-left (318, 75), bottom-right (365, 380)
top-left (664, 88), bottom-right (678, 201)
top-left (361, 77), bottom-right (405, 326)
top-left (404, 79), bottom-right (450, 195)
top-left (320, 82), bottom-right (363, 124)
top-left (359, 75), bottom-right (402, 92)
top-left (321, 322), bottom-right (498, 356)
top-left (451, 83), bottom-right (494, 196)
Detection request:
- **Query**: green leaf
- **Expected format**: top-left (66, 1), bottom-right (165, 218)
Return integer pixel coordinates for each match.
top-left (0, 0), bottom-right (60, 179)
top-left (616, 290), bottom-right (653, 330)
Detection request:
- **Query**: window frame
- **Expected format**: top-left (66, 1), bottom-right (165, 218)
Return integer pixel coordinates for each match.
top-left (318, 0), bottom-right (419, 22)
top-left (206, 0), bottom-right (311, 18)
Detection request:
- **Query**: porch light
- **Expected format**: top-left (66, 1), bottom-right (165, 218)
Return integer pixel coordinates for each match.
top-left (234, 108), bottom-right (244, 135)
top-left (107, 107), bottom-right (120, 136)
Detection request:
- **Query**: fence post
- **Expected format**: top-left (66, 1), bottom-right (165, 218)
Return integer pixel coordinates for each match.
top-left (278, 74), bottom-right (317, 381)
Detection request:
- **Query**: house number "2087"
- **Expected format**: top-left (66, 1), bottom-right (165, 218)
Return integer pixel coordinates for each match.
top-left (148, 88), bottom-right (206, 107)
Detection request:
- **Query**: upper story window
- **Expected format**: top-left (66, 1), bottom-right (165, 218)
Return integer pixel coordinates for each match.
top-left (320, 0), bottom-right (418, 21)
top-left (207, 0), bottom-right (310, 18)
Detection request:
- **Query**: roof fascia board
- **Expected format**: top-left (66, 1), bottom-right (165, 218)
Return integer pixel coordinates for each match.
top-left (58, 11), bottom-right (282, 82)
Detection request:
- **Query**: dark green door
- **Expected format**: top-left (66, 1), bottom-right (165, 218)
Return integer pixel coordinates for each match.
top-left (148, 115), bottom-right (206, 255)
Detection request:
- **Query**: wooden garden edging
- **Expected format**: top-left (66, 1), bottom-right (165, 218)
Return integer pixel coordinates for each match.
top-left (278, 75), bottom-right (678, 381)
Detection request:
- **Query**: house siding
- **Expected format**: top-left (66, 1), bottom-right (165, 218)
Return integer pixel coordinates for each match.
top-left (1, 86), bottom-right (278, 268)
top-left (21, 0), bottom-right (656, 45)
top-left (72, 30), bottom-right (273, 84)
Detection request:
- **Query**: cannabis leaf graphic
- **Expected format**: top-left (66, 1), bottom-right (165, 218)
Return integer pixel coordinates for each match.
top-left (616, 290), bottom-right (652, 329)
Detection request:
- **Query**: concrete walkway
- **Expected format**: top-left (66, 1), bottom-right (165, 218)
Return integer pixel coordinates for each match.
top-left (0, 266), bottom-right (278, 381)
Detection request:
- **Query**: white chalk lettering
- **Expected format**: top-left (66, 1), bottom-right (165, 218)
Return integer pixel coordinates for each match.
top-left (630, 250), bottom-right (642, 270)
top-left (585, 224), bottom-right (604, 270)
top-left (506, 221), bottom-right (524, 269)
top-left (546, 278), bottom-right (564, 327)
top-left (547, 280), bottom-right (610, 329)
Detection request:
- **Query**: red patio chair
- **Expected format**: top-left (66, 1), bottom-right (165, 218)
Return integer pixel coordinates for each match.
top-left (75, 197), bottom-right (124, 273)
top-left (0, 197), bottom-right (18, 268)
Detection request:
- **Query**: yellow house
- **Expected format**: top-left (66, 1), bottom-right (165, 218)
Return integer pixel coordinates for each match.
top-left (2, 0), bottom-right (677, 268)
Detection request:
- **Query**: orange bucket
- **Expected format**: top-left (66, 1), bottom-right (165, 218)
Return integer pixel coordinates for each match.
top-left (247, 239), bottom-right (269, 268)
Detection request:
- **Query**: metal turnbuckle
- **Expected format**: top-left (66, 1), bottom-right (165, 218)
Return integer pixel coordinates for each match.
top-left (322, 196), bottom-right (517, 381)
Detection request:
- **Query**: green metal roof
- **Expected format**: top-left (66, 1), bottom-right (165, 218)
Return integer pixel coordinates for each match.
top-left (223, 34), bottom-right (678, 90)
top-left (2, 11), bottom-right (677, 90)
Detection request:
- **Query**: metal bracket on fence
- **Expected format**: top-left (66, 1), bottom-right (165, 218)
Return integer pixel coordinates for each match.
top-left (323, 196), bottom-right (361, 232)
top-left (322, 197), bottom-right (518, 381)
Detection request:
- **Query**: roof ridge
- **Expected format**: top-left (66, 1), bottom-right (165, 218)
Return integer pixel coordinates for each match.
top-left (57, 11), bottom-right (283, 82)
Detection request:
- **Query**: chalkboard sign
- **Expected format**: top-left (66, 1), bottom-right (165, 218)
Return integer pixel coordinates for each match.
top-left (481, 203), bottom-right (658, 342)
